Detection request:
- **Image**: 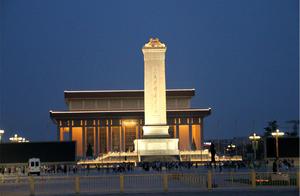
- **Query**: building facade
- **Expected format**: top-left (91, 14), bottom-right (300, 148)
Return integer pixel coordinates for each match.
top-left (50, 89), bottom-right (211, 157)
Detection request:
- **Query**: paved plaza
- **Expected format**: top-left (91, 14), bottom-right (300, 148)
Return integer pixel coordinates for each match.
top-left (1, 189), bottom-right (298, 196)
top-left (98, 189), bottom-right (299, 196)
top-left (0, 168), bottom-right (299, 196)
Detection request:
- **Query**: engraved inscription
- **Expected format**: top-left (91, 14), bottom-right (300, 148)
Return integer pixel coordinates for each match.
top-left (152, 65), bottom-right (158, 115)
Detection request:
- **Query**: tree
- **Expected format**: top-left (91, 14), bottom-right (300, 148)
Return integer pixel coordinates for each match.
top-left (191, 139), bottom-right (197, 151)
top-left (86, 143), bottom-right (94, 158)
top-left (264, 121), bottom-right (278, 137)
top-left (286, 120), bottom-right (299, 136)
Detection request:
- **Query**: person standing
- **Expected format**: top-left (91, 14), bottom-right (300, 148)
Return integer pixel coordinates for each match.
top-left (209, 143), bottom-right (216, 168)
top-left (272, 159), bottom-right (277, 173)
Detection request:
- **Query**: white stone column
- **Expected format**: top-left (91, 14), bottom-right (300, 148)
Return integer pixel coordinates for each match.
top-left (134, 38), bottom-right (179, 157)
top-left (142, 38), bottom-right (169, 136)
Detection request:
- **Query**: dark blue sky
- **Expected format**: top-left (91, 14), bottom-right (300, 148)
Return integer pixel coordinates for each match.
top-left (0, 0), bottom-right (298, 141)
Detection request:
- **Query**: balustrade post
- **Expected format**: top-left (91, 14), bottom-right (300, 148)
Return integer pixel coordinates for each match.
top-left (75, 176), bottom-right (80, 194)
top-left (163, 174), bottom-right (168, 192)
top-left (251, 170), bottom-right (256, 188)
top-left (297, 171), bottom-right (300, 190)
top-left (29, 176), bottom-right (35, 196)
top-left (120, 174), bottom-right (124, 193)
top-left (207, 170), bottom-right (212, 190)
top-left (16, 173), bottom-right (20, 183)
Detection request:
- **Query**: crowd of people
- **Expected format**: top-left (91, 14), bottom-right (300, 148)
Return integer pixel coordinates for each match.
top-left (106, 161), bottom-right (246, 173)
top-left (272, 159), bottom-right (295, 173)
top-left (0, 164), bottom-right (80, 175)
top-left (0, 159), bottom-right (296, 176)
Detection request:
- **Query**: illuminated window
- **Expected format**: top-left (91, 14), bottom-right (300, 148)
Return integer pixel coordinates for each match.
top-left (86, 127), bottom-right (95, 155)
top-left (179, 125), bottom-right (189, 150)
top-left (124, 125), bottom-right (136, 152)
top-left (192, 125), bottom-right (201, 150)
top-left (99, 127), bottom-right (107, 154)
top-left (111, 126), bottom-right (120, 151)
top-left (60, 127), bottom-right (69, 141)
top-left (72, 127), bottom-right (83, 157)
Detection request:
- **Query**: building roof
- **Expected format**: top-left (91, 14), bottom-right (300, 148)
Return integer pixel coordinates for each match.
top-left (64, 89), bottom-right (195, 99)
top-left (50, 108), bottom-right (211, 121)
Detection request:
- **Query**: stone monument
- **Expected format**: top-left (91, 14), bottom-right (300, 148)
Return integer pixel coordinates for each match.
top-left (134, 38), bottom-right (179, 161)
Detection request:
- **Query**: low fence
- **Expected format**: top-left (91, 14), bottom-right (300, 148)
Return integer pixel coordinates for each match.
top-left (0, 171), bottom-right (299, 195)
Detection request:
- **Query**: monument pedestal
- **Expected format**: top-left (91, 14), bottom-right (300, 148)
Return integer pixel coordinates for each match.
top-left (134, 138), bottom-right (179, 155)
top-left (134, 138), bottom-right (179, 161)
top-left (143, 125), bottom-right (169, 136)
top-left (134, 125), bottom-right (179, 162)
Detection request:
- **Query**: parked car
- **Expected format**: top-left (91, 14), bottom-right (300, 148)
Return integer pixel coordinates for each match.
top-left (28, 158), bottom-right (41, 176)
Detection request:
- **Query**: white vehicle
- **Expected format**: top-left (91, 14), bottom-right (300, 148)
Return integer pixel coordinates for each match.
top-left (28, 158), bottom-right (41, 176)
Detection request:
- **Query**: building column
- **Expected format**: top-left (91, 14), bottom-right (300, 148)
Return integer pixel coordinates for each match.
top-left (138, 124), bottom-right (141, 139)
top-left (176, 119), bottom-right (180, 150)
top-left (176, 118), bottom-right (179, 139)
top-left (82, 121), bottom-right (86, 157)
top-left (106, 123), bottom-right (109, 152)
top-left (119, 121), bottom-right (122, 152)
top-left (108, 120), bottom-right (112, 152)
top-left (69, 120), bottom-right (73, 141)
top-left (139, 119), bottom-right (143, 138)
top-left (200, 118), bottom-right (203, 150)
top-left (57, 126), bottom-right (60, 141)
top-left (136, 124), bottom-right (139, 139)
top-left (122, 121), bottom-right (125, 152)
top-left (95, 120), bottom-right (99, 157)
top-left (189, 120), bottom-right (193, 150)
top-left (173, 125), bottom-right (176, 138)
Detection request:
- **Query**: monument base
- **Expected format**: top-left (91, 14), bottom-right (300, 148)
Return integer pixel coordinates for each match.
top-left (134, 138), bottom-right (179, 160)
top-left (140, 155), bottom-right (179, 162)
top-left (143, 125), bottom-right (169, 136)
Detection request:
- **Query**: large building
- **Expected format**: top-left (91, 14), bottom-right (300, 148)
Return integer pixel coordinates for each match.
top-left (50, 89), bottom-right (211, 158)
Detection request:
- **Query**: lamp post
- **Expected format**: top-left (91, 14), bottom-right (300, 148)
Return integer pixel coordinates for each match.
top-left (227, 143), bottom-right (236, 161)
top-left (0, 130), bottom-right (4, 143)
top-left (271, 129), bottom-right (284, 172)
top-left (249, 133), bottom-right (261, 162)
top-left (9, 134), bottom-right (29, 143)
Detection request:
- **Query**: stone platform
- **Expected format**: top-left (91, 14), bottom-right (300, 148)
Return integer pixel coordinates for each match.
top-left (134, 138), bottom-right (179, 157)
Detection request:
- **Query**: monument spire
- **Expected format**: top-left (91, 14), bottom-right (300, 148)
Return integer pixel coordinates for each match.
top-left (142, 38), bottom-right (168, 135)
top-left (134, 38), bottom-right (179, 161)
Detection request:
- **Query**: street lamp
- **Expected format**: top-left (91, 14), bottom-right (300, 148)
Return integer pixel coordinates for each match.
top-left (227, 143), bottom-right (236, 151)
top-left (226, 143), bottom-right (236, 160)
top-left (9, 134), bottom-right (29, 143)
top-left (249, 133), bottom-right (261, 162)
top-left (271, 129), bottom-right (284, 172)
top-left (0, 130), bottom-right (4, 143)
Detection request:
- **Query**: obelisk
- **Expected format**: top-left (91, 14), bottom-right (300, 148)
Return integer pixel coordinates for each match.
top-left (134, 38), bottom-right (179, 160)
top-left (143, 38), bottom-right (169, 137)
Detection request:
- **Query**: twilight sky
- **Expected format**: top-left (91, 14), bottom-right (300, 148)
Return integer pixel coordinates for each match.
top-left (0, 0), bottom-right (299, 141)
